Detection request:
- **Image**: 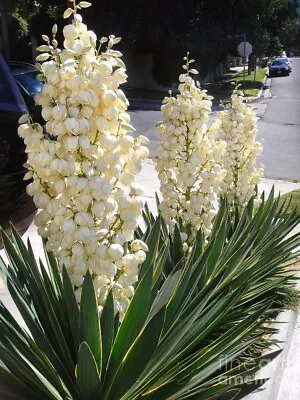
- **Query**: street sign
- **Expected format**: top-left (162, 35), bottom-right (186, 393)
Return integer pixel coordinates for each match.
top-left (227, 34), bottom-right (245, 41)
top-left (237, 41), bottom-right (252, 57)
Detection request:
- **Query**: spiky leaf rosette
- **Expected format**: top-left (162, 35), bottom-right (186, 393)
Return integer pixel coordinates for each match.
top-left (1, 189), bottom-right (299, 399)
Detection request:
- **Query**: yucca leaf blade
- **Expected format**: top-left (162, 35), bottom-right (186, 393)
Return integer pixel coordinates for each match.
top-left (100, 290), bottom-right (114, 376)
top-left (139, 215), bottom-right (161, 279)
top-left (62, 267), bottom-right (79, 353)
top-left (103, 264), bottom-right (153, 396)
top-left (0, 366), bottom-right (44, 400)
top-left (76, 342), bottom-right (101, 400)
top-left (108, 307), bottom-right (166, 400)
top-left (79, 272), bottom-right (102, 374)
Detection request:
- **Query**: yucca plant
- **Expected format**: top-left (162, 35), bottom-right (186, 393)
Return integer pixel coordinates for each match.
top-left (0, 189), bottom-right (299, 400)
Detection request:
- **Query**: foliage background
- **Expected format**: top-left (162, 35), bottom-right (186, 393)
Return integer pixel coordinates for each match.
top-left (6, 0), bottom-right (300, 83)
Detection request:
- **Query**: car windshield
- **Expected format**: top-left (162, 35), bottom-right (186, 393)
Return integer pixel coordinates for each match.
top-left (14, 71), bottom-right (43, 97)
top-left (272, 60), bottom-right (285, 66)
top-left (0, 64), bottom-right (19, 104)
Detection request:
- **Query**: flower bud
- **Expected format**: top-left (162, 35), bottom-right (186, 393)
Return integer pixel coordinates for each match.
top-left (72, 242), bottom-right (85, 257)
top-left (91, 202), bottom-right (105, 218)
top-left (65, 118), bottom-right (80, 134)
top-left (102, 90), bottom-right (117, 106)
top-left (98, 61), bottom-right (112, 76)
top-left (63, 24), bottom-right (79, 41)
top-left (114, 68), bottom-right (127, 84)
top-left (108, 244), bottom-right (124, 262)
top-left (63, 219), bottom-right (76, 233)
top-left (65, 136), bottom-right (78, 152)
top-left (131, 239), bottom-right (149, 252)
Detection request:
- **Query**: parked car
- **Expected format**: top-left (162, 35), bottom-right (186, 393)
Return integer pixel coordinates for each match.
top-left (8, 61), bottom-right (43, 123)
top-left (0, 54), bottom-right (36, 245)
top-left (277, 57), bottom-right (292, 72)
top-left (268, 58), bottom-right (290, 77)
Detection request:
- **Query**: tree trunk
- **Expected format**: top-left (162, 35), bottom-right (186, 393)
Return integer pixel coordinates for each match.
top-left (248, 54), bottom-right (255, 75)
top-left (0, 0), bottom-right (11, 59)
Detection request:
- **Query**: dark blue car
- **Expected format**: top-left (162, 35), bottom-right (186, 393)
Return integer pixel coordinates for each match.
top-left (8, 61), bottom-right (43, 123)
top-left (0, 54), bottom-right (36, 242)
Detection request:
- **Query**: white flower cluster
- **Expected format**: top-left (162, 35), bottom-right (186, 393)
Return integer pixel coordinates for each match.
top-left (218, 90), bottom-right (264, 209)
top-left (155, 56), bottom-right (226, 243)
top-left (18, 4), bottom-right (149, 318)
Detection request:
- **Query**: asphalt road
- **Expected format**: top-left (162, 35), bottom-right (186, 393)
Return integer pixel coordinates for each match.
top-left (257, 57), bottom-right (300, 181)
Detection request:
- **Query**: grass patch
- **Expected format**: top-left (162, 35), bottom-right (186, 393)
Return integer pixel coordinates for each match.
top-left (282, 286), bottom-right (300, 311)
top-left (230, 68), bottom-right (268, 96)
top-left (204, 68), bottom-right (267, 102)
top-left (278, 189), bottom-right (300, 217)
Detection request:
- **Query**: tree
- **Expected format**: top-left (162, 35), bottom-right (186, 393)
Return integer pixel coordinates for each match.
top-left (7, 0), bottom-right (299, 80)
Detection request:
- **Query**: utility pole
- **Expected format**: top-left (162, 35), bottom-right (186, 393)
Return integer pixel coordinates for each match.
top-left (243, 33), bottom-right (246, 92)
top-left (0, 0), bottom-right (11, 59)
top-left (253, 15), bottom-right (260, 83)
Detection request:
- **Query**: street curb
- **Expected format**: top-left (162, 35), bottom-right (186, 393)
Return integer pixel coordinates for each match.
top-left (246, 271), bottom-right (300, 400)
top-left (249, 72), bottom-right (269, 103)
top-left (257, 73), bottom-right (268, 98)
